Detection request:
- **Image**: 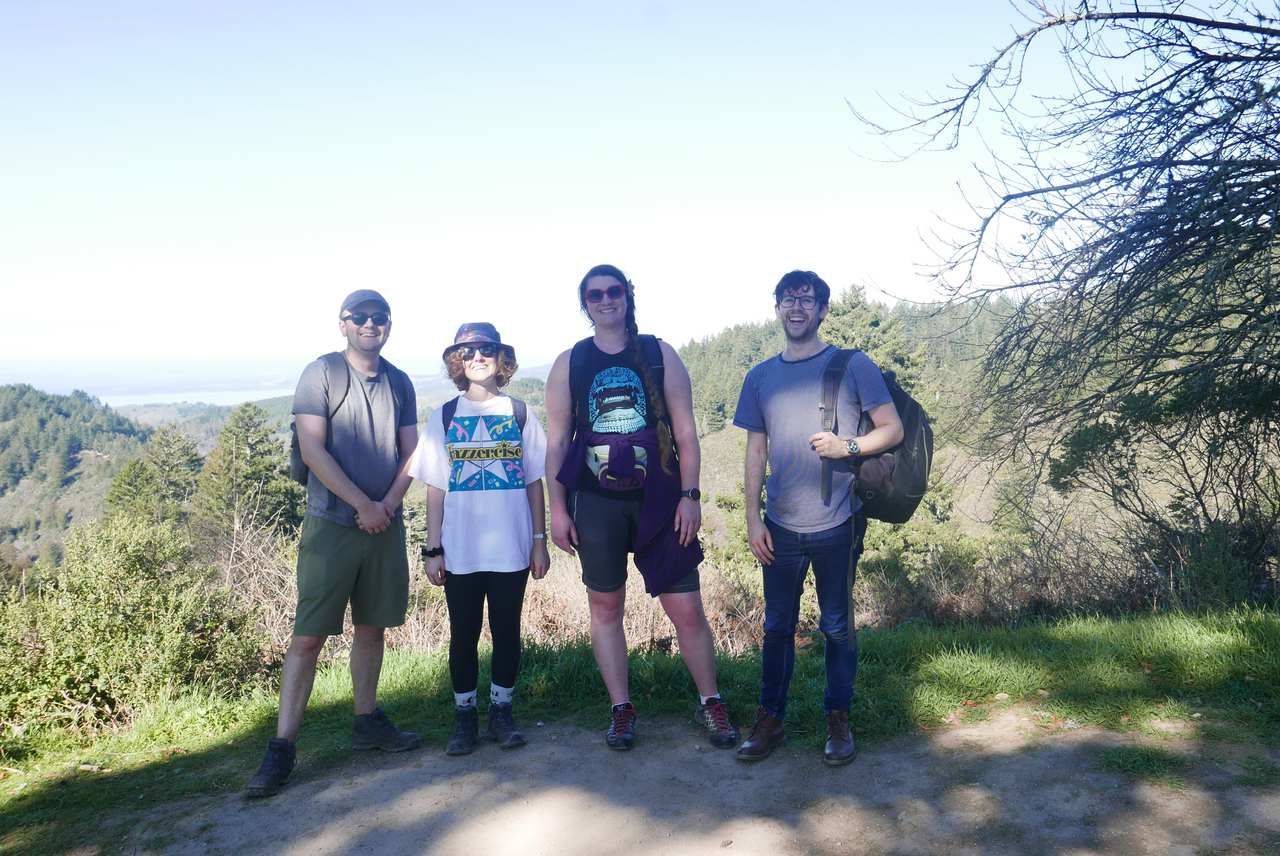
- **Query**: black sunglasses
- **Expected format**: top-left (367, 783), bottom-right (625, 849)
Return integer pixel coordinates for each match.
top-left (456, 344), bottom-right (499, 360)
top-left (584, 284), bottom-right (626, 303)
top-left (342, 311), bottom-right (390, 327)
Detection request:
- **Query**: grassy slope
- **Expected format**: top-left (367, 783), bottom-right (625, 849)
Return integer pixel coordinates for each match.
top-left (2, 609), bottom-right (1277, 855)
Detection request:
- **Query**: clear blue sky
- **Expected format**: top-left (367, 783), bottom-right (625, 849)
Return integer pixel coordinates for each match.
top-left (2, 1), bottom-right (1038, 395)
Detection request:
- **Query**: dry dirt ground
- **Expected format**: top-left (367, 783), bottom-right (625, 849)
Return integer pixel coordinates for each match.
top-left (121, 708), bottom-right (1280, 856)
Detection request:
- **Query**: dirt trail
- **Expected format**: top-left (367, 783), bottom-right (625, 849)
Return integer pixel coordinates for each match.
top-left (127, 708), bottom-right (1280, 855)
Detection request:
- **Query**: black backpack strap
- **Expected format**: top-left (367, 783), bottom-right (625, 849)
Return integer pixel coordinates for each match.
top-left (568, 337), bottom-right (593, 429)
top-left (639, 333), bottom-right (669, 421)
top-left (440, 396), bottom-right (459, 437)
top-left (819, 348), bottom-right (858, 505)
top-left (511, 397), bottom-right (527, 431)
top-left (320, 352), bottom-right (352, 419)
top-left (380, 356), bottom-right (407, 413)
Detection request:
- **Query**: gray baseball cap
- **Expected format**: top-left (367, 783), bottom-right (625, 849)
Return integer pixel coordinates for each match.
top-left (340, 289), bottom-right (390, 315)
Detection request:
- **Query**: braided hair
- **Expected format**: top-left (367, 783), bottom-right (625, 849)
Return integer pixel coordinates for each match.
top-left (579, 264), bottom-right (677, 474)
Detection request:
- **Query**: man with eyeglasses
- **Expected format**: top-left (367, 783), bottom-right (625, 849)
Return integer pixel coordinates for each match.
top-left (732, 271), bottom-right (903, 767)
top-left (247, 289), bottom-right (421, 798)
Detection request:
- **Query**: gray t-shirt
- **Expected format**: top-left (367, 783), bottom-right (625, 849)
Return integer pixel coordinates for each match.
top-left (292, 353), bottom-right (417, 527)
top-left (733, 345), bottom-right (892, 533)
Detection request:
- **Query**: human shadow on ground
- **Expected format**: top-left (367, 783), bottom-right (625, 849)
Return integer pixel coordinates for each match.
top-left (3, 623), bottom-right (1279, 855)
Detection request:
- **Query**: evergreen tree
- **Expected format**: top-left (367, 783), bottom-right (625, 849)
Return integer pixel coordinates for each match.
top-left (144, 426), bottom-right (202, 517)
top-left (105, 458), bottom-right (163, 520)
top-left (193, 403), bottom-right (302, 535)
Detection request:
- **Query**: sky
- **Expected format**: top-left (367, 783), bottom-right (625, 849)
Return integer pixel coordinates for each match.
top-left (1, 1), bottom-right (1041, 400)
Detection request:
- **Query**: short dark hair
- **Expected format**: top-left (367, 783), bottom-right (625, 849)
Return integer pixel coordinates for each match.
top-left (773, 270), bottom-right (831, 307)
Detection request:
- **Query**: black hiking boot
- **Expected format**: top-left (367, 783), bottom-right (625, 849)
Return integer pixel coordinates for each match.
top-left (352, 707), bottom-right (421, 752)
top-left (487, 702), bottom-right (527, 750)
top-left (245, 738), bottom-right (296, 798)
top-left (606, 702), bottom-right (637, 750)
top-left (694, 697), bottom-right (740, 749)
top-left (446, 705), bottom-right (479, 756)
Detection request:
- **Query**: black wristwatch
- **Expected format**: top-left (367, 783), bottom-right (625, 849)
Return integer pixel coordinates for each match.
top-left (680, 488), bottom-right (701, 501)
top-left (844, 438), bottom-right (861, 457)
top-left (422, 545), bottom-right (444, 559)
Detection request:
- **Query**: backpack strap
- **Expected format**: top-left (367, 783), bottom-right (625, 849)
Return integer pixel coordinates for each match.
top-left (439, 396), bottom-right (460, 437)
top-left (315, 352), bottom-right (353, 511)
top-left (568, 337), bottom-right (593, 430)
top-left (320, 352), bottom-right (352, 419)
top-left (819, 348), bottom-right (858, 505)
top-left (380, 356), bottom-right (406, 414)
top-left (439, 395), bottom-right (525, 437)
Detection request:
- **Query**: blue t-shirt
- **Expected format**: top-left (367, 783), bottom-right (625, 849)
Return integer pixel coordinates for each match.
top-left (733, 345), bottom-right (891, 532)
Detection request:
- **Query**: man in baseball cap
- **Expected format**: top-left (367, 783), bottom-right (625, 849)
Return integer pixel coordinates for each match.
top-left (247, 288), bottom-right (421, 798)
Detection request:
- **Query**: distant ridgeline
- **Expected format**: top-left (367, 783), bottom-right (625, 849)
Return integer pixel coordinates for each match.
top-left (0, 385), bottom-right (148, 565)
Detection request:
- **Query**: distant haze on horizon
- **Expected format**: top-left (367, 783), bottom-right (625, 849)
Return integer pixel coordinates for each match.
top-left (4, 2), bottom-right (1045, 391)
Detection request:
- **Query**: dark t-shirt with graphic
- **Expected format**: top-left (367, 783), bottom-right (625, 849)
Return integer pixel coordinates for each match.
top-left (573, 340), bottom-right (658, 497)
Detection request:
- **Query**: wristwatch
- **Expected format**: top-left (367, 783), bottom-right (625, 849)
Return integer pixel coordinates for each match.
top-left (844, 438), bottom-right (861, 458)
top-left (422, 545), bottom-right (444, 559)
top-left (680, 488), bottom-right (701, 501)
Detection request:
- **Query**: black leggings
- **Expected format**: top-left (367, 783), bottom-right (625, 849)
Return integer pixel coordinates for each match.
top-left (443, 569), bottom-right (530, 692)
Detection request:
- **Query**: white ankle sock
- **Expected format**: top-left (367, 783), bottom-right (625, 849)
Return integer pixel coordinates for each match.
top-left (491, 683), bottom-right (514, 705)
top-left (454, 690), bottom-right (477, 709)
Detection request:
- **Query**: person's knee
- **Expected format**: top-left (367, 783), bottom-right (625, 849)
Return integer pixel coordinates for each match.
top-left (661, 594), bottom-right (708, 633)
top-left (289, 634), bottom-right (327, 659)
top-left (352, 624), bottom-right (386, 644)
top-left (588, 590), bottom-right (625, 627)
top-left (818, 612), bottom-right (851, 645)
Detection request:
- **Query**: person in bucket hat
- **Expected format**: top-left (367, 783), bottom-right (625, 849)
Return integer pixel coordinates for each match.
top-left (387, 322), bottom-right (549, 754)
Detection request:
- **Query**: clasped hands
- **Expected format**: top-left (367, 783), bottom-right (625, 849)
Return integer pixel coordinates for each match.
top-left (355, 497), bottom-right (397, 534)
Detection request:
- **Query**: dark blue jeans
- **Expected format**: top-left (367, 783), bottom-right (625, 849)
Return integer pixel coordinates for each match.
top-left (759, 514), bottom-right (867, 719)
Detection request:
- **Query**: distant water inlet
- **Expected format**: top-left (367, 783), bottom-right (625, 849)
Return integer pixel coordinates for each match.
top-left (100, 387), bottom-right (298, 407)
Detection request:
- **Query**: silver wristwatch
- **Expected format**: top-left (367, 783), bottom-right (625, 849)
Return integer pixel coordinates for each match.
top-left (844, 437), bottom-right (860, 457)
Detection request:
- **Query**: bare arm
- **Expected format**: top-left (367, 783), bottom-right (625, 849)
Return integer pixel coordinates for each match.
top-left (744, 429), bottom-right (773, 564)
top-left (543, 349), bottom-right (578, 554)
top-left (380, 424), bottom-right (421, 513)
top-left (661, 343), bottom-right (701, 546)
top-left (422, 484), bottom-right (445, 585)
top-left (809, 401), bottom-right (904, 460)
top-left (296, 413), bottom-right (389, 531)
top-left (526, 478), bottom-right (549, 579)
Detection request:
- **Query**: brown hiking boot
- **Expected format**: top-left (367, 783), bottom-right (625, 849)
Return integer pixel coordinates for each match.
top-left (824, 710), bottom-right (856, 766)
top-left (736, 707), bottom-right (784, 762)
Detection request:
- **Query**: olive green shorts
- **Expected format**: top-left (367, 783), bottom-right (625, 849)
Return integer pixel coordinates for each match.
top-left (294, 514), bottom-right (409, 637)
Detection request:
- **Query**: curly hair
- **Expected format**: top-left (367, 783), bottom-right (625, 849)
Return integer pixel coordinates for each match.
top-left (444, 346), bottom-right (518, 391)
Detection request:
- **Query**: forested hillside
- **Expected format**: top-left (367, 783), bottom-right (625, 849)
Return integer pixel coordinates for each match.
top-left (0, 386), bottom-right (147, 571)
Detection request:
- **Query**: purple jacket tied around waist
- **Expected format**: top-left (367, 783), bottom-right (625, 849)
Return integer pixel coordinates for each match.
top-left (557, 426), bottom-right (703, 596)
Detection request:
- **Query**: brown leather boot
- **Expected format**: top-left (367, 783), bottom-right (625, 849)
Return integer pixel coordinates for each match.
top-left (736, 707), bottom-right (785, 762)
top-left (824, 710), bottom-right (856, 766)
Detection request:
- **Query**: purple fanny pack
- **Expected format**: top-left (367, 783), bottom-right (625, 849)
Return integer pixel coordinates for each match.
top-left (585, 428), bottom-right (659, 491)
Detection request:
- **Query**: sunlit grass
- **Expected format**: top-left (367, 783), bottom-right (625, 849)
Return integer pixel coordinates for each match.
top-left (3, 608), bottom-right (1278, 856)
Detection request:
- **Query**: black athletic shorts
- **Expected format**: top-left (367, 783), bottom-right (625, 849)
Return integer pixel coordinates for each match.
top-left (571, 490), bottom-right (700, 595)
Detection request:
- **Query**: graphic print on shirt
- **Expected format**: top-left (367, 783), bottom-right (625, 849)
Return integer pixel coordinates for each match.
top-left (585, 366), bottom-right (649, 487)
top-left (588, 366), bottom-right (647, 433)
top-left (446, 415), bottom-right (526, 492)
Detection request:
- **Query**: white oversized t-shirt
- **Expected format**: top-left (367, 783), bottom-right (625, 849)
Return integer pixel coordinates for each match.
top-left (408, 394), bottom-right (547, 574)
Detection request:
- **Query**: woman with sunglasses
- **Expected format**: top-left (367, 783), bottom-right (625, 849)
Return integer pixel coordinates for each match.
top-left (544, 264), bottom-right (739, 751)
top-left (397, 322), bottom-right (549, 755)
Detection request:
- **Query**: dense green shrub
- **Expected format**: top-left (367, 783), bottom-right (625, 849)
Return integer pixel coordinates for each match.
top-left (0, 515), bottom-right (264, 736)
